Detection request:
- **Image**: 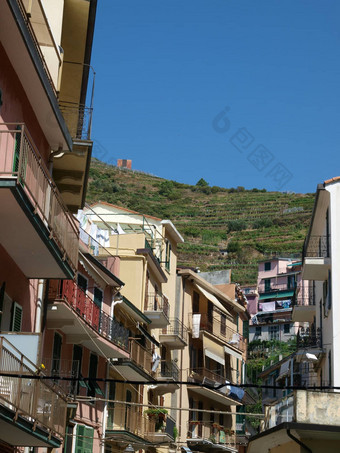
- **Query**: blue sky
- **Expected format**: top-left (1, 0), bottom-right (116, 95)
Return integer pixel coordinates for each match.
top-left (90, 0), bottom-right (340, 193)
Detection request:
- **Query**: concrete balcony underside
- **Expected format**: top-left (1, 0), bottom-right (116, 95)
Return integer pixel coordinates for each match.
top-left (292, 304), bottom-right (316, 323)
top-left (302, 257), bottom-right (331, 280)
top-left (105, 430), bottom-right (153, 448)
top-left (187, 386), bottom-right (242, 406)
top-left (0, 181), bottom-right (74, 278)
top-left (46, 301), bottom-right (129, 359)
top-left (187, 438), bottom-right (237, 453)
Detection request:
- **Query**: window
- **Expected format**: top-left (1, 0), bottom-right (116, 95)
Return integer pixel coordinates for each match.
top-left (11, 302), bottom-right (23, 332)
top-left (255, 326), bottom-right (261, 337)
top-left (284, 323), bottom-right (290, 334)
top-left (77, 274), bottom-right (88, 292)
top-left (72, 345), bottom-right (83, 395)
top-left (264, 279), bottom-right (271, 292)
top-left (75, 425), bottom-right (94, 453)
top-left (87, 354), bottom-right (103, 397)
top-left (165, 240), bottom-right (171, 271)
top-left (52, 332), bottom-right (62, 376)
top-left (220, 313), bottom-right (226, 336)
top-left (243, 320), bottom-right (249, 341)
top-left (193, 291), bottom-right (200, 313)
top-left (269, 325), bottom-right (279, 340)
top-left (264, 262), bottom-right (271, 271)
top-left (94, 287), bottom-right (103, 308)
top-left (287, 275), bottom-right (296, 289)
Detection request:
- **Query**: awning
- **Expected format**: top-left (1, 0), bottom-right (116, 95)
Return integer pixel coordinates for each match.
top-left (224, 345), bottom-right (242, 361)
top-left (277, 360), bottom-right (290, 380)
top-left (204, 336), bottom-right (225, 365)
top-left (195, 284), bottom-right (231, 316)
top-left (137, 322), bottom-right (160, 347)
top-left (259, 291), bottom-right (294, 301)
top-left (79, 252), bottom-right (123, 289)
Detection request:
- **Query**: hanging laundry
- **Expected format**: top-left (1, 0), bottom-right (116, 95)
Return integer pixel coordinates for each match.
top-left (192, 314), bottom-right (201, 338)
top-left (152, 352), bottom-right (161, 372)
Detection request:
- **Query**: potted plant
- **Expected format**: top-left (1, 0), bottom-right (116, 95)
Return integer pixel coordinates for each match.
top-left (144, 408), bottom-right (168, 432)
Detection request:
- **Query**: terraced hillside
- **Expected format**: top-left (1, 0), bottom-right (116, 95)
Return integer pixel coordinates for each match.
top-left (87, 159), bottom-right (315, 284)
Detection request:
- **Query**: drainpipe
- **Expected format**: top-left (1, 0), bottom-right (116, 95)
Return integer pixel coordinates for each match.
top-left (101, 361), bottom-right (110, 453)
top-left (35, 279), bottom-right (45, 333)
top-left (179, 275), bottom-right (187, 442)
top-left (287, 429), bottom-right (312, 453)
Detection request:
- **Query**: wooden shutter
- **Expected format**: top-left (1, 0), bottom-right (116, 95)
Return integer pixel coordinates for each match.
top-left (75, 425), bottom-right (94, 453)
top-left (11, 302), bottom-right (22, 332)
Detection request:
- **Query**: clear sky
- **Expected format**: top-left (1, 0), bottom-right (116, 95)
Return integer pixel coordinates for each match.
top-left (90, 0), bottom-right (340, 193)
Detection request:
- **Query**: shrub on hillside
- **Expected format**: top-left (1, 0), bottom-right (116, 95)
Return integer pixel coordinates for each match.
top-left (227, 219), bottom-right (248, 232)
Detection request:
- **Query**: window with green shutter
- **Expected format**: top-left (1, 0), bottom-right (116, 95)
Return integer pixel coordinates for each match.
top-left (75, 425), bottom-right (94, 453)
top-left (11, 302), bottom-right (22, 332)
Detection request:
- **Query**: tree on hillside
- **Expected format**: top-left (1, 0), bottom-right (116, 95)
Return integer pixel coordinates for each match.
top-left (196, 178), bottom-right (209, 187)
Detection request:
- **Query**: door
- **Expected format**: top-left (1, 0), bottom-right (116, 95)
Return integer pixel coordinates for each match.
top-left (125, 389), bottom-right (132, 430)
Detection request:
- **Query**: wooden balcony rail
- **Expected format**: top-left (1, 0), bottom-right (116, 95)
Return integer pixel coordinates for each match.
top-left (0, 336), bottom-right (67, 439)
top-left (303, 235), bottom-right (330, 259)
top-left (129, 339), bottom-right (153, 375)
top-left (187, 421), bottom-right (236, 449)
top-left (144, 293), bottom-right (169, 318)
top-left (0, 124), bottom-right (79, 274)
top-left (48, 280), bottom-right (129, 351)
top-left (188, 313), bottom-right (246, 353)
top-left (106, 403), bottom-right (155, 441)
top-left (161, 317), bottom-right (188, 344)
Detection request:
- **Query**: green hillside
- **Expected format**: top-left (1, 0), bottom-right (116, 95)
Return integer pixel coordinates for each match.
top-left (86, 159), bottom-right (315, 284)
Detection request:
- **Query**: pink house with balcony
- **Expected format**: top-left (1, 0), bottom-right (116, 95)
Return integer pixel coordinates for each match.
top-left (248, 258), bottom-right (307, 343)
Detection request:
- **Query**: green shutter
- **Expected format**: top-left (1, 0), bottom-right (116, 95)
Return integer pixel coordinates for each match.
top-left (75, 425), bottom-right (94, 453)
top-left (11, 302), bottom-right (22, 332)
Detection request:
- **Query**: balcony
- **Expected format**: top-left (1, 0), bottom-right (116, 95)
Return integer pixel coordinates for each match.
top-left (0, 336), bottom-right (67, 448)
top-left (147, 414), bottom-right (176, 444)
top-left (53, 102), bottom-right (94, 213)
top-left (258, 282), bottom-right (296, 294)
top-left (302, 235), bottom-right (331, 280)
top-left (188, 313), bottom-right (246, 355)
top-left (187, 368), bottom-right (243, 406)
top-left (106, 404), bottom-right (155, 447)
top-left (159, 318), bottom-right (188, 349)
top-left (297, 325), bottom-right (322, 349)
top-left (144, 293), bottom-right (170, 328)
top-left (248, 391), bottom-right (340, 452)
top-left (112, 339), bottom-right (153, 382)
top-left (47, 280), bottom-right (129, 359)
top-left (187, 421), bottom-right (237, 453)
top-left (292, 284), bottom-right (316, 323)
top-left (153, 360), bottom-right (180, 395)
top-left (0, 124), bottom-right (78, 278)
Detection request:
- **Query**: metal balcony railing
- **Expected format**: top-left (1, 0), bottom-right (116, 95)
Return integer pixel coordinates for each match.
top-left (188, 367), bottom-right (235, 389)
top-left (0, 124), bottom-right (79, 274)
top-left (106, 403), bottom-right (156, 441)
top-left (144, 293), bottom-right (169, 318)
top-left (0, 336), bottom-right (67, 439)
top-left (188, 313), bottom-right (246, 353)
top-left (156, 360), bottom-right (180, 381)
top-left (48, 280), bottom-right (129, 351)
top-left (59, 102), bottom-right (93, 140)
top-left (42, 358), bottom-right (80, 396)
top-left (292, 284), bottom-right (316, 307)
top-left (161, 317), bottom-right (188, 344)
top-left (258, 282), bottom-right (296, 293)
top-left (297, 326), bottom-right (322, 349)
top-left (129, 339), bottom-right (153, 376)
top-left (187, 421), bottom-right (236, 449)
top-left (303, 235), bottom-right (330, 259)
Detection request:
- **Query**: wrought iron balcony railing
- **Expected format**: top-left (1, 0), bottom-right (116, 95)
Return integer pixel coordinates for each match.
top-left (161, 317), bottom-right (188, 344)
top-left (258, 282), bottom-right (296, 293)
top-left (48, 280), bottom-right (129, 351)
top-left (106, 403), bottom-right (156, 441)
top-left (187, 421), bottom-right (236, 449)
top-left (0, 124), bottom-right (79, 274)
top-left (292, 284), bottom-right (316, 306)
top-left (156, 360), bottom-right (180, 381)
top-left (297, 325), bottom-right (322, 349)
top-left (303, 235), bottom-right (330, 259)
top-left (144, 293), bottom-right (169, 319)
top-left (59, 102), bottom-right (93, 140)
top-left (188, 313), bottom-right (246, 353)
top-left (0, 336), bottom-right (67, 439)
